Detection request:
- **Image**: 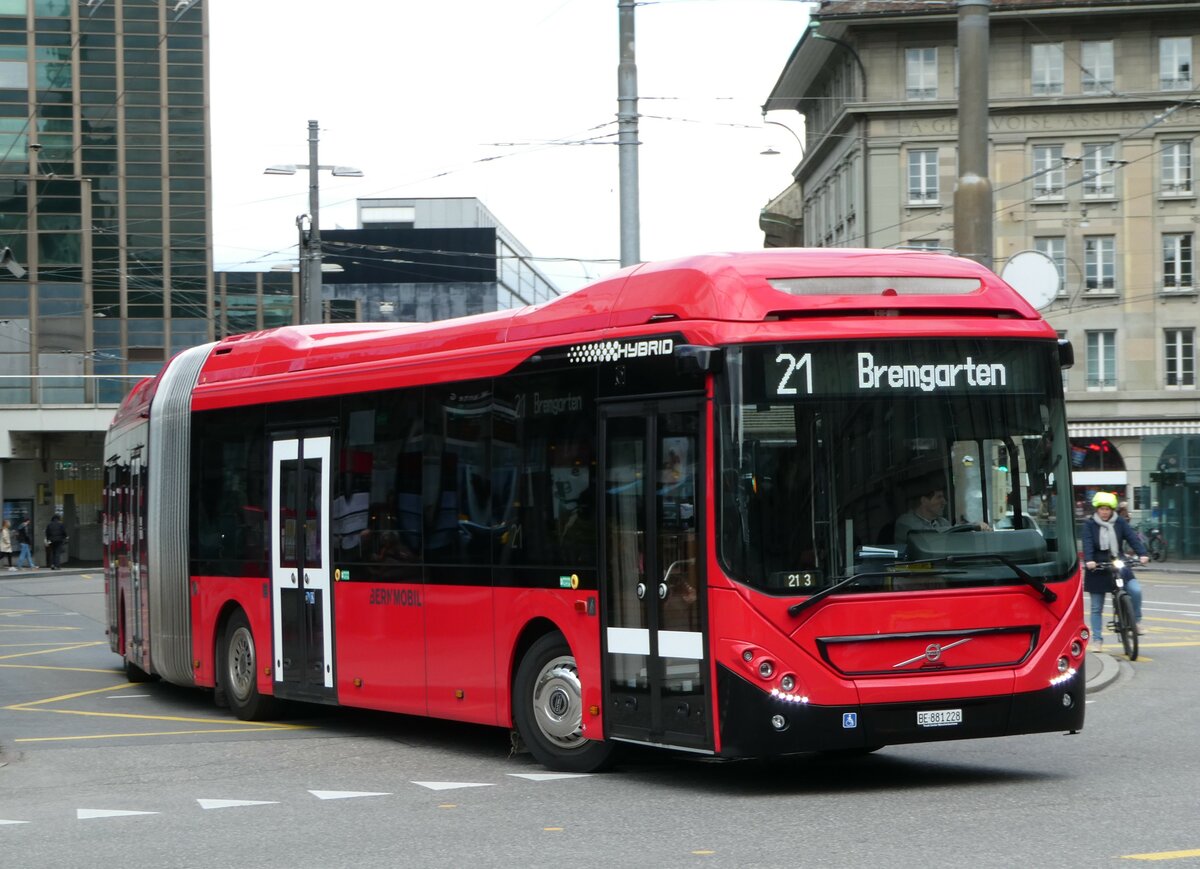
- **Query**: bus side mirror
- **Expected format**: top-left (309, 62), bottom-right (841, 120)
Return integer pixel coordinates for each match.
top-left (1057, 338), bottom-right (1074, 370)
top-left (674, 344), bottom-right (724, 375)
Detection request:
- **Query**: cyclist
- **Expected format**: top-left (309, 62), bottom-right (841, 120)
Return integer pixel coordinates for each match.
top-left (1082, 491), bottom-right (1149, 650)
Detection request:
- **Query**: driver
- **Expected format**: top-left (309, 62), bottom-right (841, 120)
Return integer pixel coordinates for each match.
top-left (894, 476), bottom-right (989, 543)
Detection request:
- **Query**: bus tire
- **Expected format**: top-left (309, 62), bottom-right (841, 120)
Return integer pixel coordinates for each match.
top-left (513, 632), bottom-right (614, 773)
top-left (220, 610), bottom-right (280, 721)
top-left (123, 657), bottom-right (155, 683)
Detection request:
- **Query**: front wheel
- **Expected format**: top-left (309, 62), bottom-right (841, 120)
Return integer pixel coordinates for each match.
top-left (1117, 593), bottom-right (1138, 661)
top-left (513, 632), bottom-right (615, 773)
top-left (220, 610), bottom-right (281, 720)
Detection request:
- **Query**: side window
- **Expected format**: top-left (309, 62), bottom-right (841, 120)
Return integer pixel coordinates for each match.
top-left (190, 406), bottom-right (269, 576)
top-left (334, 391), bottom-right (424, 578)
top-left (425, 383), bottom-right (493, 567)
top-left (495, 370), bottom-right (598, 569)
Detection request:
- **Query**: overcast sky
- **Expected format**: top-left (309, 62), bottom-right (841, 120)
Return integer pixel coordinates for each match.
top-left (208, 1), bottom-right (812, 292)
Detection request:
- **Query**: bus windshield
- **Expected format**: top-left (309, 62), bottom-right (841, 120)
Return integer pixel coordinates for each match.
top-left (717, 338), bottom-right (1076, 595)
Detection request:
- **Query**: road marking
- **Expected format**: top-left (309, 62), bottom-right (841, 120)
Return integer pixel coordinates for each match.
top-left (197, 799), bottom-right (279, 810)
top-left (309, 790), bottom-right (391, 800)
top-left (16, 727), bottom-right (311, 743)
top-left (508, 773), bottom-right (590, 781)
top-left (543, 826), bottom-right (564, 831)
top-left (6, 681), bottom-right (310, 741)
top-left (77, 808), bottom-right (158, 820)
top-left (0, 819), bottom-right (29, 825)
top-left (106, 694), bottom-right (151, 699)
top-left (1137, 642), bottom-right (1200, 648)
top-left (1122, 848), bottom-right (1200, 860)
top-left (411, 781), bottom-right (494, 791)
top-left (0, 641), bottom-right (99, 661)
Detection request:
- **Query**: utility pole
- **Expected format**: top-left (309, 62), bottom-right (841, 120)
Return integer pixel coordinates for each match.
top-left (954, 0), bottom-right (993, 269)
top-left (303, 119), bottom-right (322, 326)
top-left (265, 121), bottom-right (362, 326)
top-left (617, 0), bottom-right (640, 267)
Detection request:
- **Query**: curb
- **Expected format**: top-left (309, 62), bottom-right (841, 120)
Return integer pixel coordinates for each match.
top-left (1085, 651), bottom-right (1120, 693)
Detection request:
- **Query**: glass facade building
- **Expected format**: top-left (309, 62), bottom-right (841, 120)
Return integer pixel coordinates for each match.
top-left (0, 0), bottom-right (212, 562)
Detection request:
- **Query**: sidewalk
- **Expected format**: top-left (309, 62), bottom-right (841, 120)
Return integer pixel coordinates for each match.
top-left (1085, 650), bottom-right (1120, 694)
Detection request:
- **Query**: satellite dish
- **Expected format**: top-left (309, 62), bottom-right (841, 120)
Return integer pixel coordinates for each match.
top-left (1000, 250), bottom-right (1061, 310)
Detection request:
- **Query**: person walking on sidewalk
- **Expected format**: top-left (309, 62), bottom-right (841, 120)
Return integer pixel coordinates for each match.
top-left (1082, 491), bottom-right (1149, 650)
top-left (14, 516), bottom-right (35, 569)
top-left (45, 514), bottom-right (67, 570)
top-left (1, 519), bottom-right (14, 570)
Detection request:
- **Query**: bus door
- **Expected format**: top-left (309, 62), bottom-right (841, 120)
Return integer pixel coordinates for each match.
top-left (271, 434), bottom-right (334, 700)
top-left (128, 448), bottom-right (147, 664)
top-left (601, 400), bottom-right (710, 751)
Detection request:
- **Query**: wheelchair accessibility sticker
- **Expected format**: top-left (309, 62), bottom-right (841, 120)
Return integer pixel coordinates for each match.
top-left (842, 712), bottom-right (858, 729)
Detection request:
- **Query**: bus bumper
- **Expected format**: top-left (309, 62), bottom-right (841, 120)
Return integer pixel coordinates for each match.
top-left (715, 661), bottom-right (1086, 758)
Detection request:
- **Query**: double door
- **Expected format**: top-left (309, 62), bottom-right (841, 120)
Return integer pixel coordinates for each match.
top-left (270, 434), bottom-right (334, 700)
top-left (602, 400), bottom-right (710, 751)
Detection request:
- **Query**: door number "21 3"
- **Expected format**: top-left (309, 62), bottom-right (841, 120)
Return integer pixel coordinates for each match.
top-left (776, 352), bottom-right (814, 396)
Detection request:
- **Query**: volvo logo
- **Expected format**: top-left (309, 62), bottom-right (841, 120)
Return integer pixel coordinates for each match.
top-left (893, 637), bottom-right (973, 669)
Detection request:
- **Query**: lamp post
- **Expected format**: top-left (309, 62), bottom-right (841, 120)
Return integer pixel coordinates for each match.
top-left (265, 120), bottom-right (362, 325)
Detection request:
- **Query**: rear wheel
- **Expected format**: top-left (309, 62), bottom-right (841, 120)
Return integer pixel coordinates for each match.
top-left (513, 632), bottom-right (615, 773)
top-left (220, 610), bottom-right (281, 720)
top-left (1117, 593), bottom-right (1138, 660)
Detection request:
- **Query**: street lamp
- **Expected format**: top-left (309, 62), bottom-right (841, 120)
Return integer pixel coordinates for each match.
top-left (760, 118), bottom-right (804, 159)
top-left (264, 120), bottom-right (363, 326)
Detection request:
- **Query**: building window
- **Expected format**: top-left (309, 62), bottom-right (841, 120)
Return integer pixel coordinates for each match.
top-left (1081, 41), bottom-right (1114, 94)
top-left (1163, 233), bottom-right (1194, 292)
top-left (1082, 143), bottom-right (1116, 198)
top-left (907, 149), bottom-right (939, 204)
top-left (1057, 330), bottom-right (1070, 392)
top-left (1084, 236), bottom-right (1115, 292)
top-left (905, 47), bottom-right (938, 100)
top-left (1165, 329), bottom-right (1195, 388)
top-left (1086, 330), bottom-right (1117, 389)
top-left (1162, 140), bottom-right (1193, 195)
top-left (1033, 145), bottom-right (1065, 199)
top-left (906, 239), bottom-right (941, 250)
top-left (1160, 37), bottom-right (1192, 90)
top-left (1032, 43), bottom-right (1064, 95)
top-left (1035, 236), bottom-right (1067, 295)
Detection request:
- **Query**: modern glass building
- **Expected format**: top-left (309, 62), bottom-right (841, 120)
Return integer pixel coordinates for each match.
top-left (0, 0), bottom-right (212, 560)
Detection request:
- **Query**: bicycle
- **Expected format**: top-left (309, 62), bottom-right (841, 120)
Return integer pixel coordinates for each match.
top-left (1143, 526), bottom-right (1168, 562)
top-left (1096, 560), bottom-right (1138, 660)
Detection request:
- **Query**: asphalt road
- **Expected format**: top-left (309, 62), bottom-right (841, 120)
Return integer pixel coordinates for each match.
top-left (3, 565), bottom-right (1199, 868)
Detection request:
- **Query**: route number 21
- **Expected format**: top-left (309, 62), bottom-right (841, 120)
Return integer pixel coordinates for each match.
top-left (776, 352), bottom-right (813, 395)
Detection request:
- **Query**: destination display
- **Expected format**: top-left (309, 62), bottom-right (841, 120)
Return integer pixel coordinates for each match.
top-left (753, 339), bottom-right (1052, 401)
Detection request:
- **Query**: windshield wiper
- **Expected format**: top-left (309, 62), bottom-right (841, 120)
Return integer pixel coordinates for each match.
top-left (943, 554), bottom-right (1057, 603)
top-left (787, 565), bottom-right (965, 617)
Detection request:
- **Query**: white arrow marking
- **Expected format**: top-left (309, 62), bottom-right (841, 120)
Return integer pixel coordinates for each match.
top-left (77, 809), bottom-right (159, 820)
top-left (507, 773), bottom-right (592, 781)
top-left (0, 819), bottom-right (30, 825)
top-left (411, 781), bottom-right (494, 791)
top-left (308, 790), bottom-right (392, 800)
top-left (196, 799), bottom-right (279, 810)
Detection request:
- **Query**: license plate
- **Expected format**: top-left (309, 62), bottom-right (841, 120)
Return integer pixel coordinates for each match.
top-left (917, 708), bottom-right (963, 727)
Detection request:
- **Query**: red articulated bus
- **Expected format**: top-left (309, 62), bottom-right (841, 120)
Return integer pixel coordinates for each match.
top-left (103, 249), bottom-right (1086, 771)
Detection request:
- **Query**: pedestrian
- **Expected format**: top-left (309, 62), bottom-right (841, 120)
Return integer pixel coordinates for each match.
top-left (1, 519), bottom-right (14, 570)
top-left (14, 516), bottom-right (35, 569)
top-left (45, 514), bottom-right (67, 570)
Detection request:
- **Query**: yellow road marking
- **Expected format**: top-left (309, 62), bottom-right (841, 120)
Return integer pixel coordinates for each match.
top-left (16, 726), bottom-right (311, 743)
top-left (0, 663), bottom-right (120, 674)
top-left (1122, 848), bottom-right (1200, 860)
top-left (1144, 617), bottom-right (1200, 625)
top-left (6, 681), bottom-right (310, 740)
top-left (1138, 641), bottom-right (1200, 648)
top-left (0, 641), bottom-right (102, 660)
top-left (0, 624), bottom-right (82, 632)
